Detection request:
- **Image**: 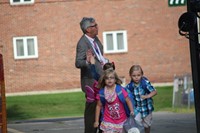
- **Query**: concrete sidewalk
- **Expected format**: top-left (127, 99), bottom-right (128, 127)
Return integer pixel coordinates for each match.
top-left (7, 112), bottom-right (197, 133)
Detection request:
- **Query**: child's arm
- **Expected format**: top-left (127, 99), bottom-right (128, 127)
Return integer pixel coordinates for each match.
top-left (141, 90), bottom-right (157, 100)
top-left (89, 55), bottom-right (100, 81)
top-left (141, 78), bottom-right (157, 100)
top-left (90, 64), bottom-right (100, 81)
top-left (125, 97), bottom-right (134, 116)
top-left (94, 100), bottom-right (102, 128)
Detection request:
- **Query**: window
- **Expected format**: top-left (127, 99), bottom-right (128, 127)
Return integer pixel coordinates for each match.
top-left (10, 0), bottom-right (34, 5)
top-left (13, 36), bottom-right (38, 59)
top-left (103, 30), bottom-right (128, 54)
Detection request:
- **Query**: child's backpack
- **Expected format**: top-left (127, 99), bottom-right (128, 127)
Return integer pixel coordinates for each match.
top-left (85, 80), bottom-right (99, 103)
top-left (99, 84), bottom-right (133, 117)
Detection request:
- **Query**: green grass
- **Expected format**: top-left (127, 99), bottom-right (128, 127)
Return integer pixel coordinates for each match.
top-left (153, 86), bottom-right (195, 113)
top-left (6, 92), bottom-right (85, 121)
top-left (6, 86), bottom-right (194, 121)
top-left (154, 86), bottom-right (173, 111)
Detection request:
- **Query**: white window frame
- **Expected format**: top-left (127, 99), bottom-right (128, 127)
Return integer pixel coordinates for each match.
top-left (13, 36), bottom-right (38, 60)
top-left (10, 0), bottom-right (35, 5)
top-left (103, 30), bottom-right (128, 54)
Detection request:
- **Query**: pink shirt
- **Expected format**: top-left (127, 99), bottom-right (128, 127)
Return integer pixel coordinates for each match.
top-left (97, 88), bottom-right (128, 124)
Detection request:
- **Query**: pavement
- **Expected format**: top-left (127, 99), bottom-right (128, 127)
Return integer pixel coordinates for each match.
top-left (7, 111), bottom-right (197, 133)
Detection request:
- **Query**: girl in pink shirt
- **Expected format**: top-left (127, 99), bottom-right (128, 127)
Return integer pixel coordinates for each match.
top-left (94, 69), bottom-right (134, 133)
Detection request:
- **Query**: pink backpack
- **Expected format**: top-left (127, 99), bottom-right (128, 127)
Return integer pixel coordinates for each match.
top-left (85, 80), bottom-right (99, 103)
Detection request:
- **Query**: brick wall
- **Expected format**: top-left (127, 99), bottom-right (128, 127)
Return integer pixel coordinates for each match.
top-left (0, 0), bottom-right (190, 93)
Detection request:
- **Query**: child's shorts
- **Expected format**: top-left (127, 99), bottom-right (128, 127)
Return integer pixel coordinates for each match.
top-left (135, 113), bottom-right (152, 128)
top-left (100, 120), bottom-right (125, 133)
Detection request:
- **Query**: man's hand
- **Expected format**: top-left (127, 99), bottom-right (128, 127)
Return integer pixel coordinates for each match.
top-left (86, 49), bottom-right (93, 63)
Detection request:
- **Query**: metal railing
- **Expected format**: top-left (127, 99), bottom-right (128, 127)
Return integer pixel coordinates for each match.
top-left (173, 74), bottom-right (194, 109)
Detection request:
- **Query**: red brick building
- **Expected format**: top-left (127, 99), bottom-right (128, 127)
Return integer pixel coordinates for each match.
top-left (0, 0), bottom-right (190, 93)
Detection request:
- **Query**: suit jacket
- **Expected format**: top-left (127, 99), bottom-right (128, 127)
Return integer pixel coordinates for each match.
top-left (75, 35), bottom-right (104, 92)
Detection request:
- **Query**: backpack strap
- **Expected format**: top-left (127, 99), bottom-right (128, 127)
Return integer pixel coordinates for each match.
top-left (99, 88), bottom-right (105, 106)
top-left (141, 77), bottom-right (150, 94)
top-left (99, 88), bottom-right (106, 121)
top-left (116, 85), bottom-right (126, 104)
top-left (125, 82), bottom-right (134, 93)
top-left (116, 85), bottom-right (130, 117)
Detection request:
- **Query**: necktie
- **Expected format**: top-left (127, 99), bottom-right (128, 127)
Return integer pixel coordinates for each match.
top-left (93, 41), bottom-right (100, 55)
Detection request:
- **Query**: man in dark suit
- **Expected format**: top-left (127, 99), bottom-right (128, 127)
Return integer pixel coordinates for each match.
top-left (75, 17), bottom-right (107, 133)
